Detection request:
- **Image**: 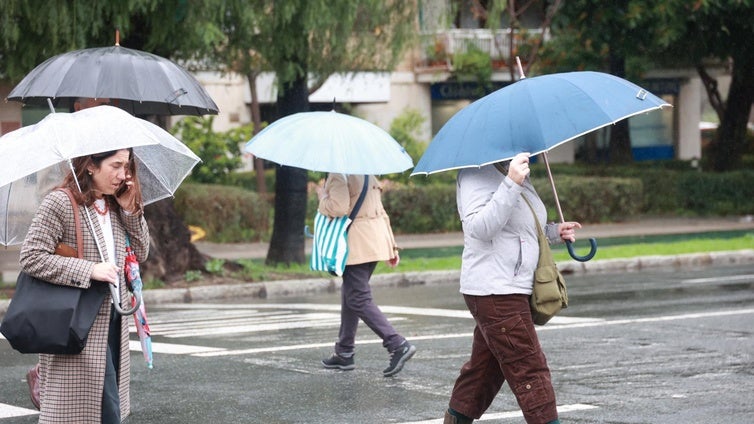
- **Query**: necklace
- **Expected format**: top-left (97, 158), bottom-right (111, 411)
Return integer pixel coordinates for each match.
top-left (93, 199), bottom-right (109, 216)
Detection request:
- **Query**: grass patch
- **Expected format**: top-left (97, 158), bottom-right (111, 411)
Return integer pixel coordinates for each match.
top-left (227, 231), bottom-right (753, 280)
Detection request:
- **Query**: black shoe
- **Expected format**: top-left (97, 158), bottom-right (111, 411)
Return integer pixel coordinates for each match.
top-left (322, 353), bottom-right (355, 371)
top-left (383, 341), bottom-right (416, 377)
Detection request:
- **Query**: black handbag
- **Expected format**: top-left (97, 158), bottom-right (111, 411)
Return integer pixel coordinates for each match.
top-left (0, 188), bottom-right (108, 354)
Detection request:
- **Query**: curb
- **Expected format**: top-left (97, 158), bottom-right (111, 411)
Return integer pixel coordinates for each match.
top-left (2, 250), bottom-right (753, 317)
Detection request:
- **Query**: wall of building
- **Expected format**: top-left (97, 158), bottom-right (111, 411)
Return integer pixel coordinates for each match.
top-left (0, 84), bottom-right (22, 135)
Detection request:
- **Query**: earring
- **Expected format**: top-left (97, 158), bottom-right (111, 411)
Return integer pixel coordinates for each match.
top-left (87, 171), bottom-right (93, 175)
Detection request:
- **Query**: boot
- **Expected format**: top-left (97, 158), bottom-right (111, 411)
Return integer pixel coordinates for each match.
top-left (26, 364), bottom-right (40, 410)
top-left (444, 409), bottom-right (473, 424)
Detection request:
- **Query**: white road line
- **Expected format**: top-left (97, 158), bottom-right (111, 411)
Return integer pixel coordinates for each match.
top-left (190, 307), bottom-right (754, 357)
top-left (153, 303), bottom-right (602, 322)
top-left (128, 340), bottom-right (224, 354)
top-left (682, 274), bottom-right (754, 284)
top-left (0, 403), bottom-right (38, 419)
top-left (399, 403), bottom-right (599, 423)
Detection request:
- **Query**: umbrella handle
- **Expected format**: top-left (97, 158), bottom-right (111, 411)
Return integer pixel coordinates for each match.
top-left (565, 238), bottom-right (598, 262)
top-left (110, 285), bottom-right (142, 315)
top-left (304, 225), bottom-right (314, 239)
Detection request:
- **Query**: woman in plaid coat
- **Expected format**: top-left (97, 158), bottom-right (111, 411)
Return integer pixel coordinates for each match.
top-left (20, 149), bottom-right (149, 423)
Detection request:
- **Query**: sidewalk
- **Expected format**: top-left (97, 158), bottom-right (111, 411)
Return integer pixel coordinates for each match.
top-left (2, 216), bottom-right (754, 310)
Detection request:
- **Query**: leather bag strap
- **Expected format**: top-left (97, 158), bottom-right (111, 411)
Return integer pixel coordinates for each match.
top-left (58, 188), bottom-right (83, 259)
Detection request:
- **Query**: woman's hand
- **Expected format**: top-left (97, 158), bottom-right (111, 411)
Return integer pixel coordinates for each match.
top-left (387, 252), bottom-right (400, 268)
top-left (115, 171), bottom-right (141, 213)
top-left (316, 184), bottom-right (328, 201)
top-left (91, 262), bottom-right (119, 286)
top-left (507, 153), bottom-right (530, 185)
top-left (558, 221), bottom-right (582, 243)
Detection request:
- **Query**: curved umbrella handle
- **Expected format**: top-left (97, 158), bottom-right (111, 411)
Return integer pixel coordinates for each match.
top-left (110, 285), bottom-right (142, 315)
top-left (565, 238), bottom-right (598, 262)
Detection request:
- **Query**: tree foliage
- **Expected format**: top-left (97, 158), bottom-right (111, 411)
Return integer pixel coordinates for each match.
top-left (540, 0), bottom-right (754, 170)
top-left (171, 116), bottom-right (252, 184)
top-left (206, 1), bottom-right (417, 265)
top-left (537, 0), bottom-right (681, 164)
top-left (651, 0), bottom-right (754, 171)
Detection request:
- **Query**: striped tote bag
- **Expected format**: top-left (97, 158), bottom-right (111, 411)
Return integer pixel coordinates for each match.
top-left (310, 212), bottom-right (352, 276)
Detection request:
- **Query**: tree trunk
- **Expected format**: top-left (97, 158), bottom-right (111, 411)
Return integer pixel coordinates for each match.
top-left (140, 199), bottom-right (205, 282)
top-left (137, 115), bottom-right (205, 282)
top-left (708, 52), bottom-right (754, 172)
top-left (265, 74), bottom-right (310, 266)
top-left (607, 53), bottom-right (633, 164)
top-left (246, 71), bottom-right (268, 195)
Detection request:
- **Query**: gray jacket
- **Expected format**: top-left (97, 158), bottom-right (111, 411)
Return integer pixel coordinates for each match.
top-left (456, 165), bottom-right (560, 296)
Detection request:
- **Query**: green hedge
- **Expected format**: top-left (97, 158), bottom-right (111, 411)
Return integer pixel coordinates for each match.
top-left (173, 183), bottom-right (272, 242)
top-left (174, 168), bottom-right (754, 241)
top-left (678, 171), bottom-right (754, 215)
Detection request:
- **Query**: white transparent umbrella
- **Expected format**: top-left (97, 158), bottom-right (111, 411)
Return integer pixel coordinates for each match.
top-left (0, 105), bottom-right (200, 313)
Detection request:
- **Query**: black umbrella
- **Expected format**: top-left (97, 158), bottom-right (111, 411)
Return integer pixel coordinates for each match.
top-left (7, 36), bottom-right (218, 116)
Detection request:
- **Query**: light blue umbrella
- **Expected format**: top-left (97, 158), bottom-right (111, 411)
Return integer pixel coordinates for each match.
top-left (412, 70), bottom-right (671, 261)
top-left (244, 110), bottom-right (413, 175)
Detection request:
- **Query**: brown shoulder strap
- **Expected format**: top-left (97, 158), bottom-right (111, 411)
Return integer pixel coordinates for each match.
top-left (58, 188), bottom-right (84, 259)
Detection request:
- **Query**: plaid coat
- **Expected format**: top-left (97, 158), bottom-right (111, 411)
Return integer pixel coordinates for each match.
top-left (19, 190), bottom-right (149, 423)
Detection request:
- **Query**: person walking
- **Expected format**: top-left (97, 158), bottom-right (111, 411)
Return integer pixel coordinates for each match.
top-left (24, 96), bottom-right (113, 412)
top-left (444, 153), bottom-right (581, 424)
top-left (20, 147), bottom-right (149, 423)
top-left (318, 174), bottom-right (416, 377)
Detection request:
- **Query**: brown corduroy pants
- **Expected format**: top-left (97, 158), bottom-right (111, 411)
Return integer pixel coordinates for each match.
top-left (449, 294), bottom-right (558, 424)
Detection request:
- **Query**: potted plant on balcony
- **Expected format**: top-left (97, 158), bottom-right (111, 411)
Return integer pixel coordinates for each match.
top-left (424, 38), bottom-right (450, 68)
top-left (450, 46), bottom-right (493, 93)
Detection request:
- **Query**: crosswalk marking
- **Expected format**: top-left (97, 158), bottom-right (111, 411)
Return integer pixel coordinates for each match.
top-left (143, 306), bottom-right (754, 358)
top-left (399, 403), bottom-right (599, 423)
top-left (0, 403), bottom-right (38, 419)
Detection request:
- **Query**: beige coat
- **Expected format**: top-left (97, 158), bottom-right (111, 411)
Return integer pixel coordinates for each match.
top-left (318, 174), bottom-right (398, 265)
top-left (19, 190), bottom-right (149, 423)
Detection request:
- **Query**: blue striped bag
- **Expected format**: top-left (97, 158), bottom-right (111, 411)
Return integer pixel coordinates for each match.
top-left (309, 212), bottom-right (352, 276)
top-left (308, 175), bottom-right (370, 276)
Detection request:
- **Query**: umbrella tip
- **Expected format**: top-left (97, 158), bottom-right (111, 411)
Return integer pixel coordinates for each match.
top-left (115, 29), bottom-right (120, 46)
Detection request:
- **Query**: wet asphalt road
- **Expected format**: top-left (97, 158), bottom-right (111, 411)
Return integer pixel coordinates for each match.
top-left (1, 264), bottom-right (753, 423)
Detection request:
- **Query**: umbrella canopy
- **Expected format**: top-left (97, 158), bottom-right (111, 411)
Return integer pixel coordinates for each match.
top-left (244, 111), bottom-right (414, 175)
top-left (0, 105), bottom-right (200, 246)
top-left (7, 45), bottom-right (218, 116)
top-left (411, 71), bottom-right (671, 175)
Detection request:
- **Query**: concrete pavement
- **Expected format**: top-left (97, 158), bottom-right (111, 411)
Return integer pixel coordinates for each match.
top-left (2, 216), bottom-right (754, 311)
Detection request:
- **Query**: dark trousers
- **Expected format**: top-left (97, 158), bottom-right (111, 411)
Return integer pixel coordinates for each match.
top-left (449, 294), bottom-right (558, 424)
top-left (102, 307), bottom-right (121, 424)
top-left (335, 262), bottom-right (404, 354)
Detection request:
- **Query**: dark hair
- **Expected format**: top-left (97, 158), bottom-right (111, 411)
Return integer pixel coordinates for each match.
top-left (59, 148), bottom-right (140, 213)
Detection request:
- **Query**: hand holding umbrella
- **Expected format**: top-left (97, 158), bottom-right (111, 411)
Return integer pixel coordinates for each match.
top-left (509, 152), bottom-right (593, 260)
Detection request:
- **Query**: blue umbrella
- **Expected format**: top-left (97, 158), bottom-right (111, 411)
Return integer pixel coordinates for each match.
top-left (412, 71), bottom-right (670, 175)
top-left (244, 110), bottom-right (413, 175)
top-left (412, 70), bottom-right (671, 261)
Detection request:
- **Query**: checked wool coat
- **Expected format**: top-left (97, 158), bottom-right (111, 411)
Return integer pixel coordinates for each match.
top-left (19, 189), bottom-right (149, 423)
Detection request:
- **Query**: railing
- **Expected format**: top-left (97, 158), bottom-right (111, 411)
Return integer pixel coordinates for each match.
top-left (416, 28), bottom-right (548, 71)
